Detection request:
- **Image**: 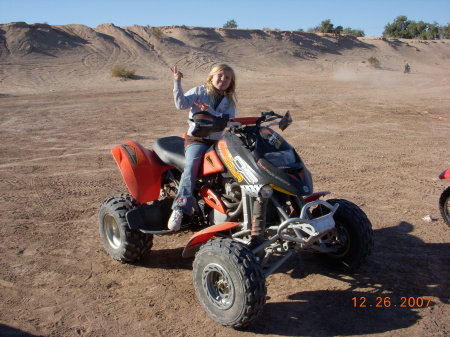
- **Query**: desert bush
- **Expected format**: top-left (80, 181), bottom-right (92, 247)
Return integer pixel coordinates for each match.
top-left (152, 27), bottom-right (164, 40)
top-left (110, 65), bottom-right (136, 79)
top-left (368, 57), bottom-right (381, 68)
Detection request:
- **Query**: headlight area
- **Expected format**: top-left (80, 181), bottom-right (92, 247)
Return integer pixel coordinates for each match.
top-left (259, 185), bottom-right (273, 199)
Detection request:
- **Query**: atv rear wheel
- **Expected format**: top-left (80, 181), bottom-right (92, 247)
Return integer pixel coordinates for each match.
top-left (193, 238), bottom-right (266, 328)
top-left (439, 186), bottom-right (450, 226)
top-left (98, 194), bottom-right (153, 262)
top-left (312, 199), bottom-right (373, 271)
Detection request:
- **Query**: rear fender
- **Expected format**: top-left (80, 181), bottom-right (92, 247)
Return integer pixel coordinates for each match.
top-left (111, 141), bottom-right (173, 204)
top-left (182, 222), bottom-right (240, 258)
top-left (439, 169), bottom-right (450, 180)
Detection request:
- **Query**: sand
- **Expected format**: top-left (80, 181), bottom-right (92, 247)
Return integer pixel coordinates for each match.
top-left (0, 22), bottom-right (449, 336)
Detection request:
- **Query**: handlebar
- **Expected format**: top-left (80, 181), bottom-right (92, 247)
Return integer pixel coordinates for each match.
top-left (229, 111), bottom-right (291, 130)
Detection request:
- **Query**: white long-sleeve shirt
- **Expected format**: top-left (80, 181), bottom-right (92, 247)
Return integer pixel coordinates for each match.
top-left (173, 80), bottom-right (236, 140)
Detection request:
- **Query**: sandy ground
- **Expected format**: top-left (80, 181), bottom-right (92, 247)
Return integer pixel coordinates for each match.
top-left (0, 23), bottom-right (449, 337)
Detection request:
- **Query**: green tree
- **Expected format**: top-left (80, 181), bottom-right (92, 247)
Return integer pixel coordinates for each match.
top-left (426, 22), bottom-right (440, 39)
top-left (383, 15), bottom-right (413, 38)
top-left (439, 24), bottom-right (450, 39)
top-left (408, 20), bottom-right (427, 39)
top-left (320, 19), bottom-right (334, 33)
top-left (307, 20), bottom-right (364, 36)
top-left (383, 16), bottom-right (446, 39)
top-left (307, 25), bottom-right (320, 33)
top-left (342, 27), bottom-right (365, 37)
top-left (223, 19), bottom-right (238, 28)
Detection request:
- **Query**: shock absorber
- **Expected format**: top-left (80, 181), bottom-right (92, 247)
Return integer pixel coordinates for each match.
top-left (249, 197), bottom-right (267, 248)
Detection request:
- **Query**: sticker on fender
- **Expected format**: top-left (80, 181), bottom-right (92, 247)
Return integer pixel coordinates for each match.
top-left (218, 141), bottom-right (258, 184)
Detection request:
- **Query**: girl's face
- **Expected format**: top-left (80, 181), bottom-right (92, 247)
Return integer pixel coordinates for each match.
top-left (211, 70), bottom-right (232, 93)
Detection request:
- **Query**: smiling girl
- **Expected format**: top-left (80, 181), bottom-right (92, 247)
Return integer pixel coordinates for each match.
top-left (168, 64), bottom-right (237, 231)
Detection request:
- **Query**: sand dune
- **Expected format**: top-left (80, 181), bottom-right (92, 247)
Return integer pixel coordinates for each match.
top-left (1, 22), bottom-right (448, 94)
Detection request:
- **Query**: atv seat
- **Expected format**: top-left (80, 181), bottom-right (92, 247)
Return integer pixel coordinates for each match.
top-left (153, 136), bottom-right (185, 172)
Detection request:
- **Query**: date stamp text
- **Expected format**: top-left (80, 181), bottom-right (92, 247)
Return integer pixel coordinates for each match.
top-left (352, 296), bottom-right (432, 308)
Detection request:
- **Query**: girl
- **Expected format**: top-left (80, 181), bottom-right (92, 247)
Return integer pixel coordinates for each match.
top-left (168, 63), bottom-right (237, 231)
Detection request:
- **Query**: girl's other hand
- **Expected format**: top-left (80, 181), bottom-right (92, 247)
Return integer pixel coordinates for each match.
top-left (170, 64), bottom-right (184, 80)
top-left (194, 100), bottom-right (210, 111)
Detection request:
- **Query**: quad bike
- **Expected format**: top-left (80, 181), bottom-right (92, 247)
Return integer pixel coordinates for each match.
top-left (98, 110), bottom-right (374, 328)
top-left (404, 63), bottom-right (411, 73)
top-left (439, 169), bottom-right (450, 226)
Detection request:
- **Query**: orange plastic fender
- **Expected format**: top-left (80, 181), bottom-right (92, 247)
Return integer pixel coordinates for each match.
top-left (439, 169), bottom-right (450, 180)
top-left (182, 222), bottom-right (240, 258)
top-left (111, 141), bottom-right (173, 204)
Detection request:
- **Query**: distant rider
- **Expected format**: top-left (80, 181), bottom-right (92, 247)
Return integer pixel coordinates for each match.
top-left (404, 63), bottom-right (410, 73)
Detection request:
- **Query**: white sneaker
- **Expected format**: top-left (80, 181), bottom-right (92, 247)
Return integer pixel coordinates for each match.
top-left (168, 209), bottom-right (183, 231)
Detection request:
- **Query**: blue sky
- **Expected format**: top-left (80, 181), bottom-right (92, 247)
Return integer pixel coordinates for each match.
top-left (1, 0), bottom-right (449, 37)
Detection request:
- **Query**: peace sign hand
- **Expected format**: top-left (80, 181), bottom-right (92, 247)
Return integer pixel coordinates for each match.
top-left (170, 64), bottom-right (184, 80)
top-left (194, 100), bottom-right (210, 111)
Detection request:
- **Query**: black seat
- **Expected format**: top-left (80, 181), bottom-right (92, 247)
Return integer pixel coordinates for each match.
top-left (153, 136), bottom-right (185, 171)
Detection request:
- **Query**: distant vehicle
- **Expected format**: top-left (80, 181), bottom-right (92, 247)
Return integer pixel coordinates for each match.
top-left (404, 63), bottom-right (411, 73)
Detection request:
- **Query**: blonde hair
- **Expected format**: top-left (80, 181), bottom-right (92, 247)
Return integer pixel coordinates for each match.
top-left (205, 64), bottom-right (237, 108)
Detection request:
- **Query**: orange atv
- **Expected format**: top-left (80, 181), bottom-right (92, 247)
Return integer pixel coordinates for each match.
top-left (98, 111), bottom-right (374, 328)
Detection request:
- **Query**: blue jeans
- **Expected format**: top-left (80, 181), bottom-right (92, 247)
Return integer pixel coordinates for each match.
top-left (172, 143), bottom-right (209, 215)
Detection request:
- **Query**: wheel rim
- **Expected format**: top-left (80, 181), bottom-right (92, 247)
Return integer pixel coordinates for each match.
top-left (103, 214), bottom-right (121, 249)
top-left (202, 263), bottom-right (235, 310)
top-left (327, 223), bottom-right (350, 257)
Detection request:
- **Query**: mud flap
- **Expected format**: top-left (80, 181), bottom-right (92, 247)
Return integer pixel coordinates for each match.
top-left (126, 200), bottom-right (172, 234)
top-left (182, 222), bottom-right (240, 258)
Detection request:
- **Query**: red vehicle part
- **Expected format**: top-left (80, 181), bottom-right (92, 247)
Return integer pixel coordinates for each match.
top-left (199, 187), bottom-right (227, 214)
top-left (199, 148), bottom-right (225, 177)
top-left (182, 222), bottom-right (240, 257)
top-left (304, 191), bottom-right (330, 203)
top-left (111, 141), bottom-right (173, 204)
top-left (439, 169), bottom-right (450, 180)
top-left (231, 116), bottom-right (260, 125)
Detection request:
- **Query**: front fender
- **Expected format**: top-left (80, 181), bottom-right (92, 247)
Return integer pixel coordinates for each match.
top-left (182, 222), bottom-right (240, 258)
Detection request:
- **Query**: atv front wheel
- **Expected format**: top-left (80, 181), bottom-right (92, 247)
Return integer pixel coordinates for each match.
top-left (312, 199), bottom-right (374, 271)
top-left (439, 186), bottom-right (450, 226)
top-left (193, 238), bottom-right (266, 328)
top-left (98, 194), bottom-right (153, 262)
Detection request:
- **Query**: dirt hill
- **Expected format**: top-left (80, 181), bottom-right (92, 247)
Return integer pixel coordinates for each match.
top-left (1, 22), bottom-right (448, 94)
top-left (0, 22), bottom-right (449, 337)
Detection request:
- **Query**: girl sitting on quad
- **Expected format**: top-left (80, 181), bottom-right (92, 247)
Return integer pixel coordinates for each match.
top-left (168, 64), bottom-right (237, 231)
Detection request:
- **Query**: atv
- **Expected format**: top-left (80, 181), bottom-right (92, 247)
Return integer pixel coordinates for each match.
top-left (98, 110), bottom-right (374, 328)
